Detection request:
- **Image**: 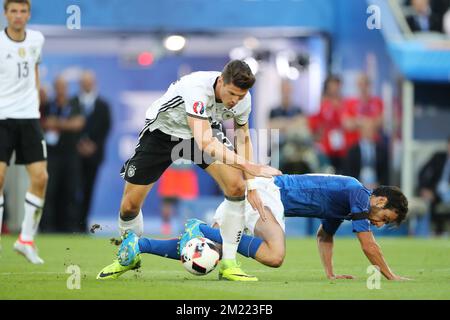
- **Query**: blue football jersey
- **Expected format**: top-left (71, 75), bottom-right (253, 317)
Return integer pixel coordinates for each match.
top-left (274, 174), bottom-right (372, 234)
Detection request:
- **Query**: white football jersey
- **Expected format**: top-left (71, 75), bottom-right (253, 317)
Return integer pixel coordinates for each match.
top-left (145, 71), bottom-right (252, 139)
top-left (0, 28), bottom-right (45, 119)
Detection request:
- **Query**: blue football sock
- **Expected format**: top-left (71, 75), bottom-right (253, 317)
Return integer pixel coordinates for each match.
top-left (199, 224), bottom-right (263, 259)
top-left (138, 238), bottom-right (180, 260)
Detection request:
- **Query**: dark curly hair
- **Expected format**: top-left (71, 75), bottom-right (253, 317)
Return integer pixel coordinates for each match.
top-left (372, 186), bottom-right (409, 226)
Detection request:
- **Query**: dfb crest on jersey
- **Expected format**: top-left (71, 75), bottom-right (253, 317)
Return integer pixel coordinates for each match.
top-left (18, 47), bottom-right (26, 58)
top-left (222, 110), bottom-right (234, 120)
top-left (127, 165), bottom-right (136, 178)
top-left (193, 101), bottom-right (205, 115)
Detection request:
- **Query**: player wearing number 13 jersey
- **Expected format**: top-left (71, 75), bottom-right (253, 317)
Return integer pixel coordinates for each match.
top-left (0, 26), bottom-right (44, 119)
top-left (0, 0), bottom-right (47, 264)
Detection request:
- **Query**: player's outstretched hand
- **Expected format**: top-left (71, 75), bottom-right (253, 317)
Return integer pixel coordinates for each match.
top-left (329, 274), bottom-right (355, 280)
top-left (244, 163), bottom-right (282, 178)
top-left (390, 275), bottom-right (412, 281)
top-left (247, 189), bottom-right (267, 222)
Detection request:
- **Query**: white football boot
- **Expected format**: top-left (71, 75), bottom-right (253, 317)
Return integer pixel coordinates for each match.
top-left (14, 238), bottom-right (44, 264)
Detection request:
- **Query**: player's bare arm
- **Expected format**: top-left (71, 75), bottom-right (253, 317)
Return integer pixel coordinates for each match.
top-left (316, 225), bottom-right (355, 280)
top-left (234, 121), bottom-right (267, 221)
top-left (357, 231), bottom-right (410, 281)
top-left (187, 115), bottom-right (280, 178)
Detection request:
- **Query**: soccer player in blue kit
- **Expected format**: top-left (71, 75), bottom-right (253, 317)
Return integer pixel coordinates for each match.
top-left (106, 174), bottom-right (411, 281)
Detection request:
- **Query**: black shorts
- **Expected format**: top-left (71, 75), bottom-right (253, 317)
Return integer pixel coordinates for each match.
top-left (120, 123), bottom-right (233, 185)
top-left (0, 119), bottom-right (47, 165)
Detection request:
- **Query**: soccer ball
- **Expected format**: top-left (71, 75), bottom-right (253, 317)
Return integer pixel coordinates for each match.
top-left (180, 237), bottom-right (221, 275)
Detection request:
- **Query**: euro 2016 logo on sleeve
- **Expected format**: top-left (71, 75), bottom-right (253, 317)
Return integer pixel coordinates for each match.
top-left (193, 101), bottom-right (205, 115)
top-left (127, 165), bottom-right (136, 178)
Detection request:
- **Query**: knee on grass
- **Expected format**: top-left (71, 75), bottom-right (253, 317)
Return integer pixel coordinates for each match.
top-left (265, 252), bottom-right (285, 268)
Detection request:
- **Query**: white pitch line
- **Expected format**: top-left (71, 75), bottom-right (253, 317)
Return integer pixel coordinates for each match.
top-left (0, 272), bottom-right (64, 276)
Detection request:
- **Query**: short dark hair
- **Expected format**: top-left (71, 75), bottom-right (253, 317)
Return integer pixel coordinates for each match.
top-left (221, 60), bottom-right (255, 90)
top-left (372, 186), bottom-right (409, 226)
top-left (4, 0), bottom-right (30, 11)
top-left (323, 74), bottom-right (341, 94)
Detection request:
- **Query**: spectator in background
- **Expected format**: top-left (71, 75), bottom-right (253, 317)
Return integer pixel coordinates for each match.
top-left (71, 71), bottom-right (111, 233)
top-left (39, 87), bottom-right (50, 121)
top-left (268, 79), bottom-right (303, 129)
top-left (430, 0), bottom-right (450, 24)
top-left (344, 118), bottom-right (389, 189)
top-left (309, 75), bottom-right (347, 174)
top-left (418, 137), bottom-right (450, 236)
top-left (41, 76), bottom-right (85, 232)
top-left (268, 79), bottom-right (311, 174)
top-left (343, 74), bottom-right (384, 148)
top-left (406, 0), bottom-right (443, 32)
top-left (444, 7), bottom-right (450, 35)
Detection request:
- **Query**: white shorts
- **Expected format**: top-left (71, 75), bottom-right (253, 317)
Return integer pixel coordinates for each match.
top-left (213, 177), bottom-right (285, 235)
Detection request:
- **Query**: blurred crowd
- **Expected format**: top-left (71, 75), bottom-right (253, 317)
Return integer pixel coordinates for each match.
top-left (269, 75), bottom-right (385, 186)
top-left (268, 75), bottom-right (450, 236)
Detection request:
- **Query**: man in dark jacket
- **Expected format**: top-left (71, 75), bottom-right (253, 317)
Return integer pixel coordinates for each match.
top-left (72, 71), bottom-right (111, 233)
top-left (418, 137), bottom-right (450, 235)
top-left (406, 0), bottom-right (443, 32)
top-left (344, 118), bottom-right (389, 189)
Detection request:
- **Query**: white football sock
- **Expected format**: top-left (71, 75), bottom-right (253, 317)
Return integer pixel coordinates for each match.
top-left (119, 210), bottom-right (144, 237)
top-left (20, 192), bottom-right (44, 242)
top-left (0, 194), bottom-right (4, 237)
top-left (219, 199), bottom-right (245, 260)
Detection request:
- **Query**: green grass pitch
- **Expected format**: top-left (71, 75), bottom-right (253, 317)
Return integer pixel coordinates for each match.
top-left (0, 235), bottom-right (449, 300)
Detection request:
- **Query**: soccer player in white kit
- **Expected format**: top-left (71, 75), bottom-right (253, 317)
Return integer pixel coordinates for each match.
top-left (97, 61), bottom-right (281, 281)
top-left (0, 0), bottom-right (47, 264)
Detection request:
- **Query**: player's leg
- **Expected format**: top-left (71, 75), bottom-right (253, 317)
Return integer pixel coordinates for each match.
top-left (118, 129), bottom-right (180, 236)
top-left (201, 206), bottom-right (285, 267)
top-left (98, 129), bottom-right (177, 279)
top-left (205, 163), bottom-right (246, 258)
top-left (118, 181), bottom-right (154, 237)
top-left (0, 162), bottom-right (7, 250)
top-left (0, 119), bottom-right (14, 250)
top-left (23, 160), bottom-right (48, 240)
top-left (204, 163), bottom-right (258, 281)
top-left (137, 237), bottom-right (180, 260)
top-left (12, 160), bottom-right (48, 264)
top-left (96, 181), bottom-right (154, 279)
top-left (252, 210), bottom-right (286, 267)
top-left (10, 119), bottom-right (48, 263)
